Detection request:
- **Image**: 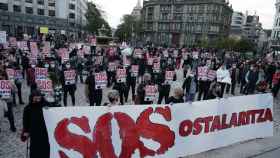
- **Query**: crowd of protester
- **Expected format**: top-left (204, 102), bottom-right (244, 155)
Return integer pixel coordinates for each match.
top-left (0, 36), bottom-right (279, 158)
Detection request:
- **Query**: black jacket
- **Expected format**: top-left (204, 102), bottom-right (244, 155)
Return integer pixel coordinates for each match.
top-left (23, 100), bottom-right (50, 158)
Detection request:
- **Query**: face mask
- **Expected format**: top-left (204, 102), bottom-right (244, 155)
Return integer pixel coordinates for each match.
top-left (66, 65), bottom-right (71, 69)
top-left (250, 67), bottom-right (254, 70)
top-left (50, 64), bottom-right (55, 68)
top-left (45, 64), bottom-right (49, 68)
top-left (31, 65), bottom-right (36, 68)
top-left (5, 63), bottom-right (9, 66)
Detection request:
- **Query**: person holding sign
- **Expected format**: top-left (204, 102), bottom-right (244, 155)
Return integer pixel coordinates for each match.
top-left (61, 62), bottom-right (76, 106)
top-left (158, 65), bottom-right (176, 104)
top-left (197, 64), bottom-right (210, 101)
top-left (0, 72), bottom-right (16, 132)
top-left (135, 73), bottom-right (155, 105)
top-left (125, 64), bottom-right (138, 102)
top-left (85, 67), bottom-right (103, 106)
top-left (245, 65), bottom-right (260, 95)
top-left (14, 65), bottom-right (24, 105)
top-left (113, 66), bottom-right (127, 105)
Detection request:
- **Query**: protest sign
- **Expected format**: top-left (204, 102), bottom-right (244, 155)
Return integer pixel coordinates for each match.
top-left (197, 66), bottom-right (209, 80)
top-left (95, 72), bottom-right (107, 89)
top-left (0, 31), bottom-right (6, 43)
top-left (207, 70), bottom-right (217, 81)
top-left (35, 68), bottom-right (48, 80)
top-left (9, 37), bottom-right (17, 47)
top-left (153, 62), bottom-right (161, 73)
top-left (131, 65), bottom-right (139, 77)
top-left (58, 48), bottom-right (69, 63)
top-left (192, 51), bottom-right (199, 59)
top-left (0, 80), bottom-right (12, 99)
top-left (30, 42), bottom-right (38, 59)
top-left (42, 42), bottom-right (51, 57)
top-left (116, 68), bottom-right (126, 83)
top-left (64, 70), bottom-right (76, 85)
top-left (94, 56), bottom-right (103, 65)
top-left (165, 71), bottom-right (175, 84)
top-left (17, 41), bottom-right (28, 50)
top-left (108, 62), bottom-right (116, 72)
top-left (6, 68), bottom-right (15, 80)
top-left (163, 50), bottom-right (169, 58)
top-left (36, 79), bottom-right (53, 96)
top-left (90, 36), bottom-right (96, 46)
top-left (144, 85), bottom-right (157, 101)
top-left (44, 94), bottom-right (273, 158)
top-left (147, 57), bottom-right (154, 66)
top-left (14, 70), bottom-right (23, 81)
top-left (134, 48), bottom-right (142, 58)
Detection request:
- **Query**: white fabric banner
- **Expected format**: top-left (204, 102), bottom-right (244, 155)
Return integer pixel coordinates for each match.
top-left (43, 94), bottom-right (274, 158)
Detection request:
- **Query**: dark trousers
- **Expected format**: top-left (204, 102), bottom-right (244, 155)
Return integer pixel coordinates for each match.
top-left (89, 93), bottom-right (102, 106)
top-left (6, 102), bottom-right (16, 130)
top-left (15, 83), bottom-right (24, 103)
top-left (272, 83), bottom-right (280, 98)
top-left (125, 80), bottom-right (136, 102)
top-left (198, 80), bottom-right (210, 101)
top-left (63, 88), bottom-right (76, 106)
top-left (158, 85), bottom-right (170, 104)
top-left (118, 89), bottom-right (125, 105)
top-left (219, 82), bottom-right (226, 98)
top-left (226, 82), bottom-right (236, 95)
top-left (240, 81), bottom-right (247, 94)
top-left (247, 83), bottom-right (256, 94)
top-left (107, 71), bottom-right (115, 87)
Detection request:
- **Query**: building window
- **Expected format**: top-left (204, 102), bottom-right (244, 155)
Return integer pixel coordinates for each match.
top-left (49, 10), bottom-right (55, 16)
top-left (69, 13), bottom-right (75, 19)
top-left (69, 4), bottom-right (75, 10)
top-left (0, 3), bottom-right (8, 11)
top-left (13, 5), bottom-right (21, 12)
top-left (25, 7), bottom-right (33, 14)
top-left (37, 0), bottom-right (44, 5)
top-left (26, 0), bottom-right (33, 3)
top-left (48, 1), bottom-right (55, 7)
top-left (37, 9), bottom-right (44, 15)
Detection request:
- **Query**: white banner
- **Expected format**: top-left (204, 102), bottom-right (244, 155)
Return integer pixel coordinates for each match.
top-left (44, 94), bottom-right (273, 158)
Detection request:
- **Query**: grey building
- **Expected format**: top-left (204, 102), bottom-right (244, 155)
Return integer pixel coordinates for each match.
top-left (242, 13), bottom-right (262, 44)
top-left (141, 0), bottom-right (233, 47)
top-left (229, 11), bottom-right (245, 40)
top-left (0, 0), bottom-right (88, 39)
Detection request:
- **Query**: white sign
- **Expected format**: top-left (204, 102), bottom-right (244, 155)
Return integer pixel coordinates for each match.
top-left (165, 71), bottom-right (175, 84)
top-left (44, 94), bottom-right (274, 158)
top-left (35, 68), bottom-right (48, 80)
top-left (144, 85), bottom-right (157, 101)
top-left (36, 79), bottom-right (53, 96)
top-left (95, 72), bottom-right (107, 89)
top-left (116, 68), bottom-right (126, 83)
top-left (131, 65), bottom-right (139, 77)
top-left (64, 70), bottom-right (76, 85)
top-left (0, 80), bottom-right (12, 99)
top-left (0, 31), bottom-right (7, 43)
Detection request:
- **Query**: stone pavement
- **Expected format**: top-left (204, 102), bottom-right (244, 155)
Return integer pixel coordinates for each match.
top-left (0, 75), bottom-right (279, 158)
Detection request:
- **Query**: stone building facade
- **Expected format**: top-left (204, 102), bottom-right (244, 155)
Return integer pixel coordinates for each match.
top-left (141, 0), bottom-right (233, 47)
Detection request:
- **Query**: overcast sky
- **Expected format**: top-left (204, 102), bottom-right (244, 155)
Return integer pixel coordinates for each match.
top-left (93, 0), bottom-right (276, 29)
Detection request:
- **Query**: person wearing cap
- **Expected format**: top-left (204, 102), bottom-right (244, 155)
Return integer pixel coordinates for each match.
top-left (21, 90), bottom-right (50, 158)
